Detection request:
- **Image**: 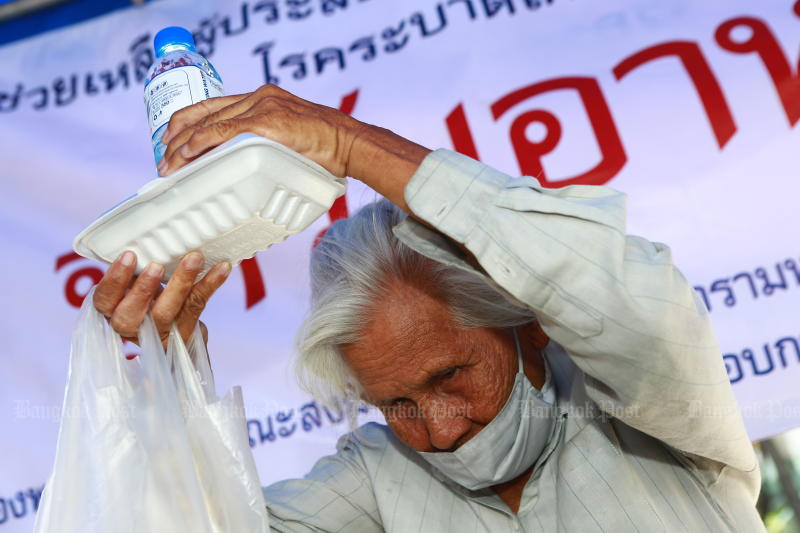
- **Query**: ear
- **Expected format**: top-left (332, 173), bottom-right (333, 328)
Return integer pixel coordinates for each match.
top-left (522, 321), bottom-right (549, 350)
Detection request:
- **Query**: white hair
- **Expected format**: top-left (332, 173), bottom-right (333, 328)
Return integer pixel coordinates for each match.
top-left (295, 198), bottom-right (536, 407)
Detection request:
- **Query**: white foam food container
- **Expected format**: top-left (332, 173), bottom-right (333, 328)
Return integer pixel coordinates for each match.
top-left (73, 134), bottom-right (346, 279)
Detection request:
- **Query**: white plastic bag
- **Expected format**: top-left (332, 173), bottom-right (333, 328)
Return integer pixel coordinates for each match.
top-left (33, 289), bottom-right (270, 533)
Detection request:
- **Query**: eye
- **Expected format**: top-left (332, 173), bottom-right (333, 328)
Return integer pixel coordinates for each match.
top-left (386, 397), bottom-right (410, 407)
top-left (381, 398), bottom-right (419, 422)
top-left (439, 366), bottom-right (462, 380)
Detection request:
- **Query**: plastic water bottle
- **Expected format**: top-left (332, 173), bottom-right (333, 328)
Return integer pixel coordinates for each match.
top-left (144, 26), bottom-right (224, 166)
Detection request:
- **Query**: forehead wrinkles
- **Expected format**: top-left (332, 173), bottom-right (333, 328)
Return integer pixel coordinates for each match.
top-left (345, 272), bottom-right (467, 400)
top-left (351, 324), bottom-right (467, 405)
top-left (359, 324), bottom-right (448, 394)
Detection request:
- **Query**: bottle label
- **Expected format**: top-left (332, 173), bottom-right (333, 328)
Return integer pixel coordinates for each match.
top-left (145, 65), bottom-right (224, 134)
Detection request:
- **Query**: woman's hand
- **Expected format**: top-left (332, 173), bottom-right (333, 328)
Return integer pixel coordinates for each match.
top-left (92, 250), bottom-right (231, 348)
top-left (159, 84), bottom-right (362, 179)
top-left (158, 84), bottom-right (431, 213)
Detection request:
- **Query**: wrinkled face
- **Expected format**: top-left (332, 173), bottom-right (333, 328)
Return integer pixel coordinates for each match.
top-left (340, 277), bottom-right (546, 453)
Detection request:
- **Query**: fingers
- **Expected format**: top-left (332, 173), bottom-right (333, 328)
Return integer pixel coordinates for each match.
top-left (159, 94), bottom-right (251, 176)
top-left (150, 251), bottom-right (204, 333)
top-left (175, 262), bottom-right (232, 342)
top-left (182, 118), bottom-right (255, 160)
top-left (162, 117), bottom-right (261, 175)
top-left (108, 263), bottom-right (165, 338)
top-left (94, 250), bottom-right (230, 349)
top-left (161, 94), bottom-right (248, 145)
top-left (159, 85), bottom-right (293, 175)
top-left (94, 251), bottom-right (137, 317)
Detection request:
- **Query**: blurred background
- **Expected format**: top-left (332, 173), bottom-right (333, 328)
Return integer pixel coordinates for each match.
top-left (1, 0), bottom-right (798, 531)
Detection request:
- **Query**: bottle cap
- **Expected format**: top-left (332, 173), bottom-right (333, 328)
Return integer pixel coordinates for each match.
top-left (154, 26), bottom-right (196, 57)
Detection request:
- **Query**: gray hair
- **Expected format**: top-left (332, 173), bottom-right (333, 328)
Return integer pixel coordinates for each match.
top-left (295, 198), bottom-right (536, 407)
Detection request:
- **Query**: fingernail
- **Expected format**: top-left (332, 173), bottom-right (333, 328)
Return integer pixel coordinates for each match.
top-left (184, 251), bottom-right (203, 269)
top-left (180, 144), bottom-right (192, 158)
top-left (217, 261), bottom-right (232, 278)
top-left (120, 250), bottom-right (135, 267)
top-left (145, 263), bottom-right (164, 278)
top-left (157, 159), bottom-right (167, 175)
top-left (161, 127), bottom-right (171, 144)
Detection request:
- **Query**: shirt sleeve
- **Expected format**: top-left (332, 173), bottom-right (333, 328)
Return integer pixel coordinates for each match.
top-left (262, 430), bottom-right (384, 533)
top-left (396, 149), bottom-right (757, 474)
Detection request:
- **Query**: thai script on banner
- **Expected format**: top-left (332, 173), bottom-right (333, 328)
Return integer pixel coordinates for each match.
top-left (0, 0), bottom-right (564, 114)
top-left (0, 0), bottom-right (374, 113)
top-left (194, 0), bottom-right (374, 58)
top-left (202, 2), bottom-right (800, 193)
top-left (247, 399), bottom-right (369, 448)
top-left (4, 2), bottom-right (798, 194)
top-left (693, 257), bottom-right (800, 312)
top-left (0, 399), bottom-right (360, 528)
top-left (0, 486), bottom-right (43, 527)
top-left (724, 333), bottom-right (800, 384)
top-left (253, 0), bottom-right (561, 85)
top-left (444, 4), bottom-right (800, 187)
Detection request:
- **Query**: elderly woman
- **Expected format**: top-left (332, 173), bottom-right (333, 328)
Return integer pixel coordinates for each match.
top-left (93, 85), bottom-right (764, 532)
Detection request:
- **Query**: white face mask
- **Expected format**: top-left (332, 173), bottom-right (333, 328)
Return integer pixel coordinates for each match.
top-left (418, 329), bottom-right (556, 491)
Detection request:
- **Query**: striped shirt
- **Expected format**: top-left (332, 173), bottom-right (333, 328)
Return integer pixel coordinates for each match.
top-left (263, 149), bottom-right (764, 532)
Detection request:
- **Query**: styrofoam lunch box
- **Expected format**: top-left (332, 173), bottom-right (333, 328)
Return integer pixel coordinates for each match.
top-left (73, 133), bottom-right (346, 279)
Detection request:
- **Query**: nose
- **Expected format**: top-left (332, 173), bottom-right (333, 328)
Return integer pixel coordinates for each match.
top-left (420, 398), bottom-right (472, 451)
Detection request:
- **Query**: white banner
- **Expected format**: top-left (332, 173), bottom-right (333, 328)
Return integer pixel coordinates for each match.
top-left (1, 0), bottom-right (798, 530)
